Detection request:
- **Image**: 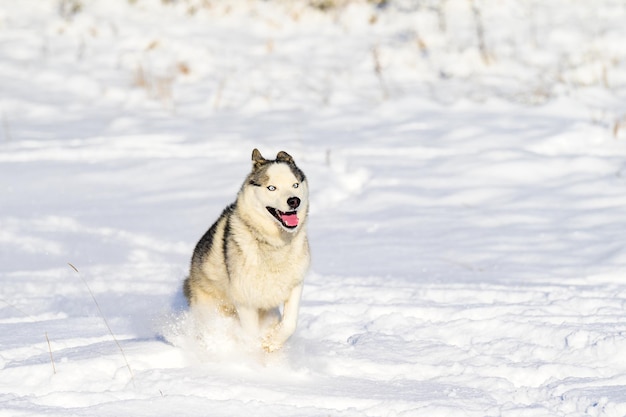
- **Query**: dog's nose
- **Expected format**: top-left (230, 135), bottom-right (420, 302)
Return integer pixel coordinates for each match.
top-left (287, 197), bottom-right (300, 209)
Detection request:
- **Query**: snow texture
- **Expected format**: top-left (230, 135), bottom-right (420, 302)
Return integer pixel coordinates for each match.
top-left (1, 0), bottom-right (626, 416)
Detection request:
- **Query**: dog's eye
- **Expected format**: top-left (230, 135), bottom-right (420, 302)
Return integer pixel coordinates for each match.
top-left (267, 185), bottom-right (276, 191)
top-left (293, 183), bottom-right (299, 189)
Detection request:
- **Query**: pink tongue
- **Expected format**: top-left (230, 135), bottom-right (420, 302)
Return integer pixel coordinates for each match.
top-left (281, 212), bottom-right (299, 227)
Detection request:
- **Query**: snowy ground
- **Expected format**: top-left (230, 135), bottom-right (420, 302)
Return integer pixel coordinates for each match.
top-left (2, 0), bottom-right (626, 416)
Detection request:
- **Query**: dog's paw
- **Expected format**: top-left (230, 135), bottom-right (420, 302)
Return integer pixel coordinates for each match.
top-left (261, 325), bottom-right (286, 352)
top-left (261, 337), bottom-right (283, 353)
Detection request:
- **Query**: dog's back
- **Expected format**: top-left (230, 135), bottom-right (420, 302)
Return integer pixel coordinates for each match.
top-left (184, 204), bottom-right (234, 310)
top-left (183, 204), bottom-right (235, 307)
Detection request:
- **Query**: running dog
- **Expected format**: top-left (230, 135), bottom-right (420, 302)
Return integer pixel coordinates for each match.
top-left (183, 149), bottom-right (310, 352)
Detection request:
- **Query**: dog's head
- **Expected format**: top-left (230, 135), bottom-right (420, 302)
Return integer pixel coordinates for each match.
top-left (246, 148), bottom-right (308, 232)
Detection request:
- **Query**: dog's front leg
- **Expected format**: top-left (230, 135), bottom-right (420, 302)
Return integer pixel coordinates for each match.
top-left (236, 305), bottom-right (260, 341)
top-left (262, 283), bottom-right (303, 352)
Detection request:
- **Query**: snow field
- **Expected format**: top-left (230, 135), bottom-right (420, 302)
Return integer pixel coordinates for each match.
top-left (2, 0), bottom-right (626, 416)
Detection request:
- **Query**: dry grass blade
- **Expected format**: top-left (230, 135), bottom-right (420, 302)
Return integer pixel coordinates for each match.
top-left (0, 299), bottom-right (56, 374)
top-left (68, 263), bottom-right (135, 387)
top-left (45, 332), bottom-right (56, 375)
top-left (468, 0), bottom-right (490, 65)
top-left (372, 46), bottom-right (389, 100)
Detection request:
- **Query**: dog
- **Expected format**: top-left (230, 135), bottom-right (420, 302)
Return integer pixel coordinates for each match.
top-left (183, 149), bottom-right (310, 352)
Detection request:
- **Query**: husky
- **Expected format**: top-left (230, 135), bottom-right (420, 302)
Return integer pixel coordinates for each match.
top-left (183, 149), bottom-right (310, 352)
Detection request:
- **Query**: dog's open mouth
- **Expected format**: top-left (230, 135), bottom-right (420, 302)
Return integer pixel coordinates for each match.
top-left (266, 207), bottom-right (299, 229)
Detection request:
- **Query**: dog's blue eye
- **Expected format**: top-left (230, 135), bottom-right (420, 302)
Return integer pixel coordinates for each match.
top-left (293, 183), bottom-right (299, 189)
top-left (267, 185), bottom-right (276, 191)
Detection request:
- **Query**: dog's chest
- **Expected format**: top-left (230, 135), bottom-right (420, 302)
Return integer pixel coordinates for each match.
top-left (229, 234), bottom-right (309, 308)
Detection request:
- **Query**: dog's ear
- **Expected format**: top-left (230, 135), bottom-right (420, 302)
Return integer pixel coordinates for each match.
top-left (252, 148), bottom-right (268, 170)
top-left (276, 151), bottom-right (294, 164)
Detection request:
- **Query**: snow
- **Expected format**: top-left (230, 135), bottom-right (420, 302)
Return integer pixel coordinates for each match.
top-left (1, 0), bottom-right (626, 415)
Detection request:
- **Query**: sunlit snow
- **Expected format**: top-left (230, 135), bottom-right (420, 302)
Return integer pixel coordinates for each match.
top-left (1, 1), bottom-right (626, 416)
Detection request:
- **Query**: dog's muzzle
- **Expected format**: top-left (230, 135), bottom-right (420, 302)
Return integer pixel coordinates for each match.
top-left (266, 197), bottom-right (302, 229)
